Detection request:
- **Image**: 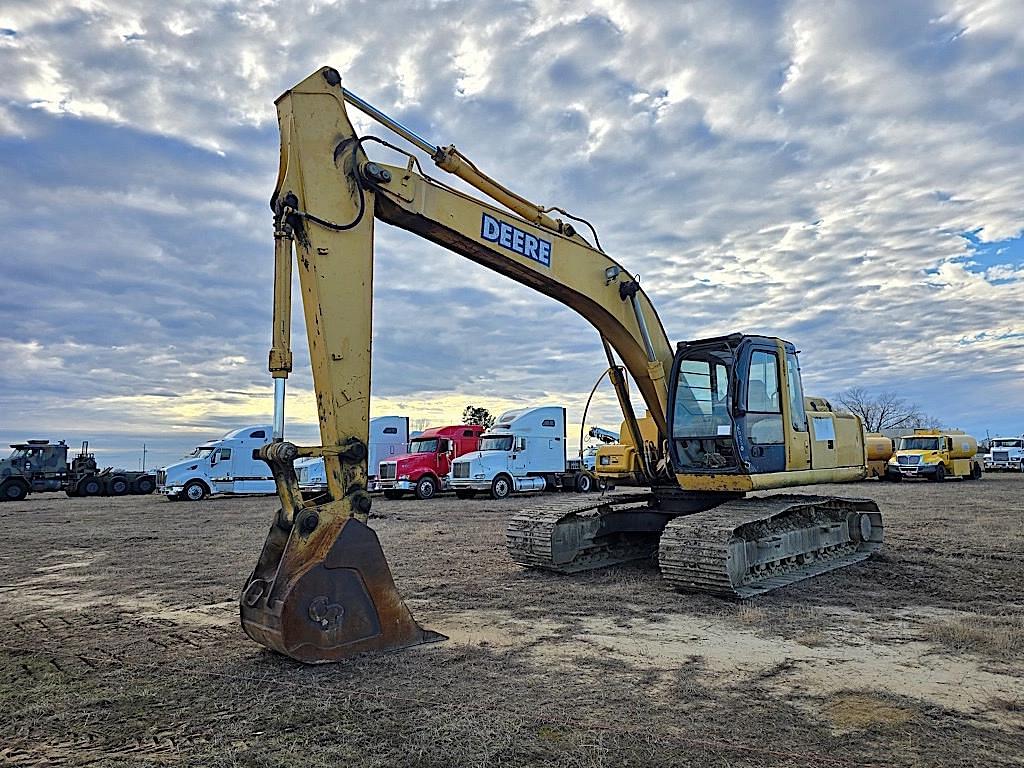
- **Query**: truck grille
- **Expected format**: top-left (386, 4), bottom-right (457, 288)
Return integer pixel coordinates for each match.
top-left (452, 462), bottom-right (469, 479)
top-left (992, 451), bottom-right (1010, 462)
top-left (378, 462), bottom-right (397, 480)
top-left (897, 455), bottom-right (920, 466)
top-left (156, 470), bottom-right (166, 485)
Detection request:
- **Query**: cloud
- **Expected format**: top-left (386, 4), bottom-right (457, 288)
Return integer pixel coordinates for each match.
top-left (0, 0), bottom-right (1022, 469)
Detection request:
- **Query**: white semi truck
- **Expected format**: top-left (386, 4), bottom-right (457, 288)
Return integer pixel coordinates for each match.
top-left (158, 425), bottom-right (276, 501)
top-left (295, 416), bottom-right (409, 496)
top-left (449, 406), bottom-right (595, 499)
top-left (984, 435), bottom-right (1024, 471)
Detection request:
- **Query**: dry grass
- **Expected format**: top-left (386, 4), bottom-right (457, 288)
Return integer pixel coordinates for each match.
top-left (821, 693), bottom-right (918, 730)
top-left (736, 603), bottom-right (768, 624)
top-left (922, 613), bottom-right (1024, 658)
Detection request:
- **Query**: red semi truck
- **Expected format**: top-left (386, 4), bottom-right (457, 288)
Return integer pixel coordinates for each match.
top-left (370, 424), bottom-right (484, 500)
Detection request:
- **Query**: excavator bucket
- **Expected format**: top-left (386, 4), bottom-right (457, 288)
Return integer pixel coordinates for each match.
top-left (240, 495), bottom-right (444, 663)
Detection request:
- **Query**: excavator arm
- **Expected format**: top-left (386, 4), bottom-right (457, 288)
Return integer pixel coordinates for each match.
top-left (241, 66), bottom-right (676, 662)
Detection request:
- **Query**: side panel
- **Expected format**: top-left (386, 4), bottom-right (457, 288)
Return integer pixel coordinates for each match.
top-left (834, 412), bottom-right (866, 468)
top-left (809, 414), bottom-right (838, 469)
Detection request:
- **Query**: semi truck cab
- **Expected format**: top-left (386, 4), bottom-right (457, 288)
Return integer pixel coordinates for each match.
top-left (159, 425), bottom-right (275, 501)
top-left (450, 406), bottom-right (595, 499)
top-left (984, 436), bottom-right (1024, 471)
top-left (372, 424), bottom-right (484, 500)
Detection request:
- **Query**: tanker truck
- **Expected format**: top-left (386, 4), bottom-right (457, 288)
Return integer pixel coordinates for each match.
top-left (887, 429), bottom-right (983, 482)
top-left (865, 433), bottom-right (894, 479)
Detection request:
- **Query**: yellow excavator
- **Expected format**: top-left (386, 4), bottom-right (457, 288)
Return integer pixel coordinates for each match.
top-left (240, 67), bottom-right (884, 663)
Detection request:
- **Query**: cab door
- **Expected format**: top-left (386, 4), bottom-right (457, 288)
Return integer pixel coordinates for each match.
top-left (510, 437), bottom-right (529, 475)
top-left (739, 346), bottom-right (787, 473)
top-left (209, 446), bottom-right (235, 493)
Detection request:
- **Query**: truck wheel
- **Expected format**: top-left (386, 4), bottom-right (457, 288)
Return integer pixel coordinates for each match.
top-left (1, 481), bottom-right (28, 501)
top-left (490, 474), bottom-right (513, 500)
top-left (575, 473), bottom-right (594, 493)
top-left (415, 476), bottom-right (438, 500)
top-left (107, 476), bottom-right (129, 496)
top-left (78, 478), bottom-right (102, 497)
top-left (182, 480), bottom-right (208, 501)
top-left (932, 464), bottom-right (946, 483)
top-left (454, 490), bottom-right (477, 499)
top-left (133, 476), bottom-right (156, 495)
top-left (383, 490), bottom-right (405, 500)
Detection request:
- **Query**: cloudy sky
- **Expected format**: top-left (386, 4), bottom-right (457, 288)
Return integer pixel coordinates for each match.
top-left (1, 0), bottom-right (1022, 470)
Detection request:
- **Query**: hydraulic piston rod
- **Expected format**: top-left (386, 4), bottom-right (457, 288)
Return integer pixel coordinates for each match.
top-left (269, 222), bottom-right (294, 441)
top-left (333, 74), bottom-right (568, 235)
top-left (340, 86), bottom-right (439, 157)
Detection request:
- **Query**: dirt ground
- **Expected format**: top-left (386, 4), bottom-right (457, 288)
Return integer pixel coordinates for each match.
top-left (1, 474), bottom-right (1022, 767)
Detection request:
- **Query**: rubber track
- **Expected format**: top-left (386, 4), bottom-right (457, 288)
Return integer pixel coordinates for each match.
top-left (506, 492), bottom-right (656, 571)
top-left (659, 495), bottom-right (883, 598)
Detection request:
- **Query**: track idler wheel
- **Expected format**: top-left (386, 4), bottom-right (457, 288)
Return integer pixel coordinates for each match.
top-left (240, 505), bottom-right (444, 663)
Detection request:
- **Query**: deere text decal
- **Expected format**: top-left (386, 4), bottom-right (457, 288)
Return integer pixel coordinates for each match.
top-left (481, 213), bottom-right (551, 267)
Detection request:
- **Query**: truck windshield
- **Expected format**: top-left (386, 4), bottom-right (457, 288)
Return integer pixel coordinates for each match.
top-left (993, 439), bottom-right (1022, 448)
top-left (899, 437), bottom-right (940, 451)
top-left (8, 448), bottom-right (28, 459)
top-left (479, 436), bottom-right (513, 451)
top-left (408, 439), bottom-right (438, 453)
top-left (189, 447), bottom-right (216, 458)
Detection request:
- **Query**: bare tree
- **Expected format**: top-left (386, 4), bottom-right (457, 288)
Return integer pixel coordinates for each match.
top-left (834, 387), bottom-right (937, 433)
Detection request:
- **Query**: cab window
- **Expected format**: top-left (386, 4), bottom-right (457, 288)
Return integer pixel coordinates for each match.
top-left (747, 351), bottom-right (781, 413)
top-left (672, 359), bottom-right (731, 438)
top-left (746, 350), bottom-right (783, 445)
top-left (786, 352), bottom-right (807, 432)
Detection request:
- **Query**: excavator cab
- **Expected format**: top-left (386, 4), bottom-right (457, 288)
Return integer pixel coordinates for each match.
top-left (668, 334), bottom-right (801, 476)
top-left (667, 333), bottom-right (867, 491)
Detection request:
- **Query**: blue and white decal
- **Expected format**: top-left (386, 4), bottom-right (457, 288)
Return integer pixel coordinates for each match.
top-left (481, 213), bottom-right (551, 267)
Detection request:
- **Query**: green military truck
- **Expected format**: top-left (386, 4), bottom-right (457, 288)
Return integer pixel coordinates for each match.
top-left (0, 440), bottom-right (156, 501)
